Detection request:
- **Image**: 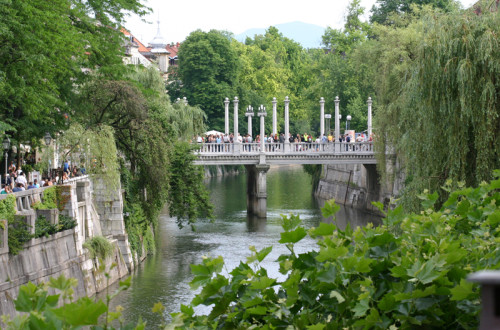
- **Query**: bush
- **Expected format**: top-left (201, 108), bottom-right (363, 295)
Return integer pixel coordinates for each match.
top-left (58, 214), bottom-right (77, 231)
top-left (0, 195), bottom-right (16, 221)
top-left (169, 172), bottom-right (500, 329)
top-left (34, 215), bottom-right (58, 238)
top-left (8, 217), bottom-right (32, 255)
top-left (83, 236), bottom-right (114, 261)
top-left (32, 186), bottom-right (71, 211)
top-left (32, 187), bottom-right (57, 210)
top-left (1, 196), bottom-right (31, 255)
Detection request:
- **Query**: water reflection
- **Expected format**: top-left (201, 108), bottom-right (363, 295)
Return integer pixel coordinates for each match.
top-left (246, 215), bottom-right (267, 232)
top-left (108, 164), bottom-right (381, 327)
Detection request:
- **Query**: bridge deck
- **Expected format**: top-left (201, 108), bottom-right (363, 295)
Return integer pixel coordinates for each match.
top-left (194, 142), bottom-right (377, 165)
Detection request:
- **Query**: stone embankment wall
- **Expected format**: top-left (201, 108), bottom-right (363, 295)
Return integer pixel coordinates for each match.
top-left (0, 176), bottom-right (133, 318)
top-left (315, 163), bottom-right (403, 214)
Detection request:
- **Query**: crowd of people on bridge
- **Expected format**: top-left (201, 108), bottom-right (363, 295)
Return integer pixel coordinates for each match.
top-left (194, 131), bottom-right (374, 154)
top-left (196, 131), bottom-right (373, 145)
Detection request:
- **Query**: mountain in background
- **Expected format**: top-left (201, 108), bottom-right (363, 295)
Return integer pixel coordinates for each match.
top-left (235, 21), bottom-right (326, 49)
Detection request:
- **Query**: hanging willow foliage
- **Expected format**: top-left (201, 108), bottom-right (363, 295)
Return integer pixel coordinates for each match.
top-left (377, 7), bottom-right (500, 209)
top-left (58, 123), bottom-right (120, 191)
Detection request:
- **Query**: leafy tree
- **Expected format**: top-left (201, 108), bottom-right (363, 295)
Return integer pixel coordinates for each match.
top-left (76, 68), bottom-right (210, 231)
top-left (372, 7), bottom-right (500, 209)
top-left (370, 0), bottom-right (455, 24)
top-left (232, 40), bottom-right (289, 134)
top-left (247, 27), bottom-right (312, 134)
top-left (168, 142), bottom-right (214, 229)
top-left (175, 30), bottom-right (238, 131)
top-left (0, 0), bottom-right (147, 150)
top-left (322, 0), bottom-right (371, 54)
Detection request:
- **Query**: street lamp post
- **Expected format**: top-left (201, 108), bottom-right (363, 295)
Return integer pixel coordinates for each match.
top-left (346, 115), bottom-right (352, 131)
top-left (19, 144), bottom-right (25, 168)
top-left (367, 97), bottom-right (373, 138)
top-left (245, 105), bottom-right (254, 137)
top-left (325, 114), bottom-right (331, 136)
top-left (44, 132), bottom-right (52, 178)
top-left (3, 136), bottom-right (10, 185)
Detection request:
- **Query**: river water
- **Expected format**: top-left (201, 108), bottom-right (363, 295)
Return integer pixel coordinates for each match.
top-left (107, 165), bottom-right (381, 327)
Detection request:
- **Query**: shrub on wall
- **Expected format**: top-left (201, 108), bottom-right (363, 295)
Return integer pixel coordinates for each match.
top-left (7, 217), bottom-right (32, 255)
top-left (32, 187), bottom-right (57, 210)
top-left (34, 215), bottom-right (58, 238)
top-left (0, 195), bottom-right (32, 255)
top-left (32, 186), bottom-right (71, 211)
top-left (58, 214), bottom-right (77, 231)
top-left (83, 236), bottom-right (114, 261)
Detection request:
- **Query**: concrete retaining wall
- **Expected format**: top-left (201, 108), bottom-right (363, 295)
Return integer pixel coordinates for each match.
top-left (0, 176), bottom-right (132, 319)
top-left (315, 163), bottom-right (403, 214)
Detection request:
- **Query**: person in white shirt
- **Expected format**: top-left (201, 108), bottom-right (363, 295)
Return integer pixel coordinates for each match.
top-left (15, 172), bottom-right (27, 187)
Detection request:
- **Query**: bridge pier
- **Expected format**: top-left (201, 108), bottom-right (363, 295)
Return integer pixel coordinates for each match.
top-left (246, 164), bottom-right (270, 218)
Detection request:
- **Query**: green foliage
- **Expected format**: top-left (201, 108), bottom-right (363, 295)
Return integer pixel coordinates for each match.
top-left (0, 194), bottom-right (16, 221)
top-left (34, 216), bottom-right (57, 238)
top-left (169, 175), bottom-right (500, 328)
top-left (175, 30), bottom-right (238, 130)
top-left (32, 187), bottom-right (57, 210)
top-left (1, 275), bottom-right (140, 329)
top-left (143, 226), bottom-right (156, 256)
top-left (322, 0), bottom-right (371, 54)
top-left (0, 0), bottom-right (147, 149)
top-left (21, 164), bottom-right (33, 174)
top-left (7, 216), bottom-right (32, 256)
top-left (57, 123), bottom-right (120, 191)
top-left (372, 7), bottom-right (500, 209)
top-left (83, 236), bottom-right (115, 261)
top-left (370, 0), bottom-right (455, 24)
top-left (168, 142), bottom-right (214, 229)
top-left (123, 202), bottom-right (156, 258)
top-left (58, 214), bottom-right (77, 231)
top-left (32, 186), bottom-right (72, 211)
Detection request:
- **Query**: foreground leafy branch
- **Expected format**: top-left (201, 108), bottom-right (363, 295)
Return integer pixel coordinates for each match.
top-left (168, 171), bottom-right (500, 329)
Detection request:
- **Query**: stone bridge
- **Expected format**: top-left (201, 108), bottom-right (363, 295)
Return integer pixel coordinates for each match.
top-left (194, 141), bottom-right (377, 218)
top-left (193, 95), bottom-right (377, 218)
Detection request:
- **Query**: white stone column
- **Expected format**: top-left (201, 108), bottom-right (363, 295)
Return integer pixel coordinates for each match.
top-left (335, 96), bottom-right (340, 152)
top-left (367, 97), bottom-right (373, 138)
top-left (272, 97), bottom-right (277, 135)
top-left (233, 97), bottom-right (240, 153)
top-left (245, 105), bottom-right (254, 137)
top-left (258, 105), bottom-right (267, 152)
top-left (320, 97), bottom-right (325, 138)
top-left (334, 96), bottom-right (340, 142)
top-left (284, 96), bottom-right (290, 152)
top-left (224, 97), bottom-right (230, 135)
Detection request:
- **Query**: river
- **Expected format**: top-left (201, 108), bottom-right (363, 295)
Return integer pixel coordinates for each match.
top-left (106, 165), bottom-right (381, 327)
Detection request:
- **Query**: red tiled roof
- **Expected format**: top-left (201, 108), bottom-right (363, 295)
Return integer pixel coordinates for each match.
top-left (121, 28), bottom-right (151, 53)
top-left (166, 42), bottom-right (181, 58)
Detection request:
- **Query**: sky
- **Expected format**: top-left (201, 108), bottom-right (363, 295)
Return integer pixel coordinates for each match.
top-left (124, 0), bottom-right (477, 45)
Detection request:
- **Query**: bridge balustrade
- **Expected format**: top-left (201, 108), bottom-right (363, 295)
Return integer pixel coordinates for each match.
top-left (195, 142), bottom-right (374, 154)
